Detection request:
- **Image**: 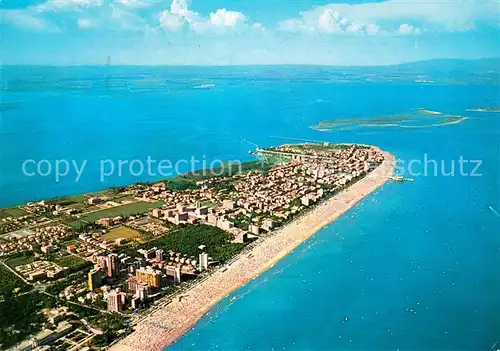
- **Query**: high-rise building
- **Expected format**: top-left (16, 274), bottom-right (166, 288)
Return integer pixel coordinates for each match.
top-left (137, 284), bottom-right (149, 301)
top-left (223, 199), bottom-right (236, 210)
top-left (127, 277), bottom-right (139, 292)
top-left (151, 208), bottom-right (162, 218)
top-left (155, 249), bottom-right (164, 262)
top-left (107, 288), bottom-right (126, 312)
top-left (137, 248), bottom-right (156, 259)
top-left (131, 297), bottom-right (140, 309)
top-left (176, 203), bottom-right (187, 213)
top-left (128, 277), bottom-right (151, 301)
top-left (97, 256), bottom-right (107, 270)
top-left (106, 253), bottom-right (118, 278)
top-left (199, 252), bottom-right (209, 271)
top-left (195, 207), bottom-right (208, 215)
top-left (301, 196), bottom-right (314, 207)
top-left (248, 224), bottom-right (260, 236)
top-left (175, 212), bottom-right (188, 224)
top-left (88, 267), bottom-right (105, 290)
top-left (166, 265), bottom-right (182, 284)
top-left (136, 267), bottom-right (161, 288)
top-left (174, 266), bottom-right (181, 284)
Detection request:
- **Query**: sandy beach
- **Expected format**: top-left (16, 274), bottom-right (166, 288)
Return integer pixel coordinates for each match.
top-left (112, 150), bottom-right (395, 351)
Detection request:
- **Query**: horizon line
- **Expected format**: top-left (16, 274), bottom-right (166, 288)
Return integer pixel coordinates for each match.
top-left (2, 57), bottom-right (500, 69)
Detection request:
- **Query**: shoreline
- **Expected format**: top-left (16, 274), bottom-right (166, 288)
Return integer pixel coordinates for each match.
top-left (111, 150), bottom-right (396, 351)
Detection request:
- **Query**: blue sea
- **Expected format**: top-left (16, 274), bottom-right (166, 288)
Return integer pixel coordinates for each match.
top-left (1, 63), bottom-right (499, 350)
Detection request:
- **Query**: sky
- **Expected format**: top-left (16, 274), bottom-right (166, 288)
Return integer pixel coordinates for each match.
top-left (1, 0), bottom-right (499, 65)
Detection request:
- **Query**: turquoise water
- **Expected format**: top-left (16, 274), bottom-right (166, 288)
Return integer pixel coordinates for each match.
top-left (1, 66), bottom-right (499, 350)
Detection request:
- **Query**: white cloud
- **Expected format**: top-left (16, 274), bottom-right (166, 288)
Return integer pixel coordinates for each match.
top-left (209, 9), bottom-right (246, 27)
top-left (158, 0), bottom-right (257, 34)
top-left (115, 0), bottom-right (152, 8)
top-left (280, 7), bottom-right (380, 35)
top-left (170, 0), bottom-right (192, 16)
top-left (398, 23), bottom-right (419, 35)
top-left (279, 19), bottom-right (312, 33)
top-left (368, 24), bottom-right (380, 35)
top-left (317, 9), bottom-right (342, 33)
top-left (159, 10), bottom-right (184, 31)
top-left (1, 10), bottom-right (61, 32)
top-left (35, 0), bottom-right (104, 11)
top-left (1, 0), bottom-right (105, 33)
top-left (110, 6), bottom-right (146, 30)
top-left (3, 0), bottom-right (151, 33)
top-left (158, 0), bottom-right (202, 32)
top-left (78, 18), bottom-right (99, 28)
top-left (2, 0), bottom-right (498, 39)
top-left (279, 0), bottom-right (499, 35)
top-left (252, 23), bottom-right (266, 32)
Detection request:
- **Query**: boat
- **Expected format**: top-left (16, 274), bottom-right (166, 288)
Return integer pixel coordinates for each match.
top-left (391, 175), bottom-right (414, 182)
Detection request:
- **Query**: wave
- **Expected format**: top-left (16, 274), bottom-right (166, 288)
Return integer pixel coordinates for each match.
top-left (193, 83), bottom-right (216, 89)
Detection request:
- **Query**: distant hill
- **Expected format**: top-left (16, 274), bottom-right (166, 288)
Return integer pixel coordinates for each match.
top-left (1, 58), bottom-right (498, 93)
top-left (389, 57), bottom-right (500, 74)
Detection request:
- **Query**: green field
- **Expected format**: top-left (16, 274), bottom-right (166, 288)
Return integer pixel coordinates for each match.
top-left (29, 190), bottom-right (138, 213)
top-left (66, 202), bottom-right (88, 210)
top-left (46, 194), bottom-right (88, 206)
top-left (81, 201), bottom-right (164, 223)
top-left (60, 239), bottom-right (79, 247)
top-left (55, 255), bottom-right (91, 273)
top-left (113, 195), bottom-right (137, 203)
top-left (166, 160), bottom-right (278, 191)
top-left (5, 254), bottom-right (36, 269)
top-left (89, 188), bottom-right (122, 197)
top-left (0, 264), bottom-right (30, 297)
top-left (119, 224), bottom-right (245, 263)
top-left (65, 219), bottom-right (86, 230)
top-left (200, 200), bottom-right (219, 208)
top-left (0, 207), bottom-right (28, 219)
top-left (103, 226), bottom-right (141, 241)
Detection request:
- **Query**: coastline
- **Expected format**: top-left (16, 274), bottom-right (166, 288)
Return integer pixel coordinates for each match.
top-left (111, 150), bottom-right (396, 351)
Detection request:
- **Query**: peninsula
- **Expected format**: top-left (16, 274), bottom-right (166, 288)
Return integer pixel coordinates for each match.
top-left (0, 143), bottom-right (394, 350)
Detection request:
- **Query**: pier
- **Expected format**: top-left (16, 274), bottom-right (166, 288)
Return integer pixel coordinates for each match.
top-left (390, 175), bottom-right (414, 182)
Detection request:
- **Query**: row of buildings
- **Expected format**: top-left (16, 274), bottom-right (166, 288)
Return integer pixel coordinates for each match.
top-left (0, 225), bottom-right (71, 257)
top-left (138, 145), bottom-right (384, 242)
top-left (15, 260), bottom-right (69, 281)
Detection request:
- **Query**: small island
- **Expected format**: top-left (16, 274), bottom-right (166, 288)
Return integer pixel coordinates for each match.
top-left (465, 107), bottom-right (500, 112)
top-left (309, 108), bottom-right (468, 131)
top-left (0, 143), bottom-right (394, 350)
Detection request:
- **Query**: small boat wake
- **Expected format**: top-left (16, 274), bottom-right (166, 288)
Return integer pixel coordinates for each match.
top-left (489, 206), bottom-right (500, 218)
top-left (491, 339), bottom-right (499, 350)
